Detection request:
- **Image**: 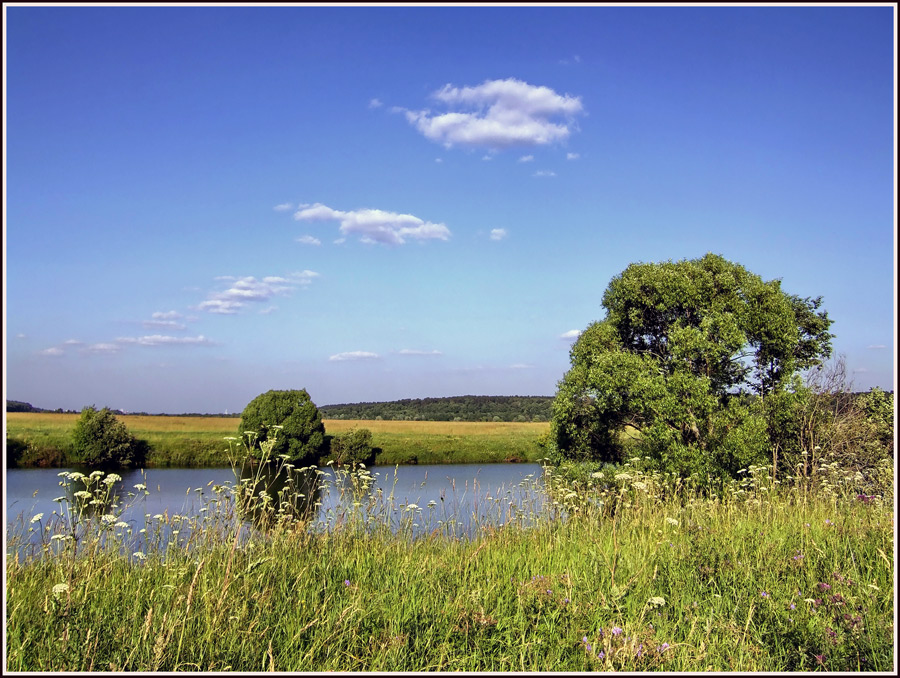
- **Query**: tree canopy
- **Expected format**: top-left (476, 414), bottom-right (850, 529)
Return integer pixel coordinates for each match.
top-left (239, 389), bottom-right (327, 464)
top-left (550, 253), bottom-right (833, 478)
top-left (71, 406), bottom-right (147, 468)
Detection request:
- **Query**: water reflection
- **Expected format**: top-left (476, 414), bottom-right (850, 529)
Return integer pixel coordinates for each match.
top-left (6, 463), bottom-right (548, 560)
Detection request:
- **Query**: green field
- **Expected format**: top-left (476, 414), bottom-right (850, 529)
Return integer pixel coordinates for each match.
top-left (5, 412), bottom-right (548, 467)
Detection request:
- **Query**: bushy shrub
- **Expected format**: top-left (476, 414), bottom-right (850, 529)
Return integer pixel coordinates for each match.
top-left (71, 406), bottom-right (147, 468)
top-left (239, 389), bottom-right (326, 464)
top-left (6, 437), bottom-right (27, 467)
top-left (329, 428), bottom-right (375, 467)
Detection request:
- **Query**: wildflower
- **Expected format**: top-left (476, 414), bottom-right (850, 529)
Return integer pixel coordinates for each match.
top-left (103, 473), bottom-right (122, 484)
top-left (760, 591), bottom-right (769, 598)
top-left (632, 481), bottom-right (648, 491)
top-left (824, 519), bottom-right (833, 526)
top-left (344, 580), bottom-right (351, 587)
top-left (52, 583), bottom-right (69, 597)
top-left (74, 490), bottom-right (92, 499)
top-left (789, 603), bottom-right (796, 610)
top-left (665, 517), bottom-right (679, 526)
top-left (597, 651), bottom-right (605, 659)
top-left (658, 643), bottom-right (670, 653)
top-left (133, 552), bottom-right (146, 560)
top-left (115, 521), bottom-right (129, 529)
top-left (818, 582), bottom-right (832, 591)
top-left (101, 514), bottom-right (117, 524)
top-left (647, 596), bottom-right (666, 607)
top-left (30, 513), bottom-right (44, 523)
top-left (611, 627), bottom-right (623, 636)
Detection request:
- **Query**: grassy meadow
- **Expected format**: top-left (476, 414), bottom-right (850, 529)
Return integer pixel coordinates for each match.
top-left (5, 413), bottom-right (547, 468)
top-left (4, 458), bottom-right (894, 672)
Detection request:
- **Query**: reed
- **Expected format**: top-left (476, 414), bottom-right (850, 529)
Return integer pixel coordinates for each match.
top-left (5, 444), bottom-right (894, 672)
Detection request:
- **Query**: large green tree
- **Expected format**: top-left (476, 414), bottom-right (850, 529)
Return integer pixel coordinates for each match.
top-left (239, 389), bottom-right (327, 464)
top-left (551, 253), bottom-right (833, 478)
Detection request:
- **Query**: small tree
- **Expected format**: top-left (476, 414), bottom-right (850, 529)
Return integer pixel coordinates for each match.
top-left (71, 406), bottom-right (147, 468)
top-left (329, 427), bottom-right (375, 467)
top-left (239, 389), bottom-right (326, 464)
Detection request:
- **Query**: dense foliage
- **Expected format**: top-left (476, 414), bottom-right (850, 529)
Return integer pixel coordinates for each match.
top-left (238, 389), bottom-right (327, 464)
top-left (320, 395), bottom-right (552, 421)
top-left (551, 253), bottom-right (835, 479)
top-left (70, 406), bottom-right (147, 468)
top-left (328, 427), bottom-right (376, 467)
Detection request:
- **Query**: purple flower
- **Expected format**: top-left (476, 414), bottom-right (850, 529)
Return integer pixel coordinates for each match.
top-left (658, 642), bottom-right (670, 653)
top-left (343, 579), bottom-right (351, 587)
top-left (597, 651), bottom-right (605, 659)
top-left (789, 603), bottom-right (796, 610)
top-left (760, 591), bottom-right (769, 598)
top-left (818, 582), bottom-right (831, 591)
top-left (611, 627), bottom-right (623, 636)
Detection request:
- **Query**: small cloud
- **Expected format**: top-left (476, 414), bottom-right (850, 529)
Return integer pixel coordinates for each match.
top-left (116, 335), bottom-right (214, 347)
top-left (560, 329), bottom-right (581, 340)
top-left (533, 170), bottom-right (556, 178)
top-left (369, 98), bottom-right (383, 109)
top-left (334, 237), bottom-right (347, 245)
top-left (482, 155), bottom-right (494, 161)
top-left (519, 155), bottom-right (534, 163)
top-left (489, 228), bottom-right (508, 241)
top-left (435, 158), bottom-right (443, 163)
top-left (197, 271), bottom-right (319, 314)
top-left (566, 152), bottom-right (580, 160)
top-left (39, 347), bottom-right (64, 356)
top-left (85, 343), bottom-right (120, 354)
top-left (329, 351), bottom-right (380, 362)
top-left (16, 333), bottom-right (27, 339)
top-left (294, 203), bottom-right (450, 245)
top-left (867, 344), bottom-right (887, 350)
top-left (509, 363), bottom-right (533, 369)
top-left (273, 203), bottom-right (294, 212)
top-left (396, 349), bottom-right (442, 356)
top-left (295, 235), bottom-right (322, 246)
top-left (63, 339), bottom-right (83, 345)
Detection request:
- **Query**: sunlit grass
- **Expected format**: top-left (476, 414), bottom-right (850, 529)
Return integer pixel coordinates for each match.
top-left (5, 441), bottom-right (894, 672)
top-left (6, 413), bottom-right (549, 467)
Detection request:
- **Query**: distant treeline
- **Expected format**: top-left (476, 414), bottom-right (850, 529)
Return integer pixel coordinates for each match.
top-left (319, 395), bottom-right (554, 422)
top-left (5, 401), bottom-right (238, 417)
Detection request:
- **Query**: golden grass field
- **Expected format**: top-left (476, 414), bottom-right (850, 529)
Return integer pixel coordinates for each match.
top-left (6, 413), bottom-right (550, 466)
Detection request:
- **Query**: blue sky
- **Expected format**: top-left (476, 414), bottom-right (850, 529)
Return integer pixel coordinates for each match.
top-left (3, 4), bottom-right (896, 414)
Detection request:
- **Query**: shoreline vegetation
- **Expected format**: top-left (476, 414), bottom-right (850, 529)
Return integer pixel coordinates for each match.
top-left (5, 456), bottom-right (893, 671)
top-left (5, 412), bottom-right (548, 468)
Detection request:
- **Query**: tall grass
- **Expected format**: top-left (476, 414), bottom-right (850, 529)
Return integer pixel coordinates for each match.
top-left (5, 443), bottom-right (894, 672)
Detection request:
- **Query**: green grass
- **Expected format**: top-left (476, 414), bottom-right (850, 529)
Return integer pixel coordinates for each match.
top-left (5, 458), bottom-right (894, 671)
top-left (5, 413), bottom-right (548, 468)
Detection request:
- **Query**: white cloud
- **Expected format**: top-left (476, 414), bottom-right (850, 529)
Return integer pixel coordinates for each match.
top-left (329, 351), bottom-right (380, 362)
top-left (197, 271), bottom-right (318, 315)
top-left (867, 344), bottom-right (887, 349)
top-left (63, 339), bottom-right (83, 345)
top-left (519, 155), bottom-right (534, 163)
top-left (273, 203), bottom-right (294, 212)
top-left (143, 319), bottom-right (187, 330)
top-left (435, 158), bottom-right (443, 163)
top-left (294, 203), bottom-right (450, 245)
top-left (369, 98), bottom-right (383, 109)
top-left (152, 311), bottom-right (183, 320)
top-left (85, 343), bottom-right (120, 354)
top-left (399, 78), bottom-right (584, 150)
top-left (533, 170), bottom-right (556, 178)
top-left (116, 335), bottom-right (214, 347)
top-left (396, 349), bottom-right (442, 356)
top-left (509, 363), bottom-right (533, 369)
top-left (560, 329), bottom-right (581, 340)
top-left (566, 152), bottom-right (580, 160)
top-left (482, 154), bottom-right (494, 161)
top-left (489, 228), bottom-right (508, 241)
top-left (295, 235), bottom-right (322, 246)
top-left (39, 347), bottom-right (64, 356)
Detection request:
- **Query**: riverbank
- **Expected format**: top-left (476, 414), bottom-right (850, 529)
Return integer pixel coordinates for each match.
top-left (5, 465), bottom-right (893, 672)
top-left (5, 413), bottom-right (548, 468)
